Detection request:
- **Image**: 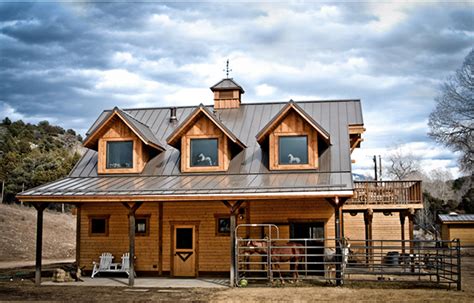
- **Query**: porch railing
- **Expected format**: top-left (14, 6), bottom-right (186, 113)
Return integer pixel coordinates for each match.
top-left (348, 181), bottom-right (422, 205)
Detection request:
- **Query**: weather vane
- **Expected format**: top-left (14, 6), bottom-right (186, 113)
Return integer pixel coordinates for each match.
top-left (223, 59), bottom-right (232, 78)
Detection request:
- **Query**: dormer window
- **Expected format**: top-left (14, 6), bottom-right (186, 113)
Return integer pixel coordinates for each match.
top-left (190, 138), bottom-right (219, 167)
top-left (278, 136), bottom-right (308, 165)
top-left (256, 101), bottom-right (331, 171)
top-left (166, 104), bottom-right (246, 173)
top-left (106, 141), bottom-right (133, 169)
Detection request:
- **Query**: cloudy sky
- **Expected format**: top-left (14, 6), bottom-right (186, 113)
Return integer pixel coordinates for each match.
top-left (0, 1), bottom-right (472, 177)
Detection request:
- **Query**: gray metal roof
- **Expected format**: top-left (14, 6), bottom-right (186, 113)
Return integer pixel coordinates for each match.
top-left (20, 172), bottom-right (352, 199)
top-left (438, 214), bottom-right (474, 223)
top-left (210, 78), bottom-right (245, 93)
top-left (20, 99), bottom-right (363, 199)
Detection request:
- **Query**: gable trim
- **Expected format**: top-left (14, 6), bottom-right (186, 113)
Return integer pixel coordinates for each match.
top-left (256, 101), bottom-right (331, 144)
top-left (166, 104), bottom-right (246, 149)
top-left (83, 107), bottom-right (165, 152)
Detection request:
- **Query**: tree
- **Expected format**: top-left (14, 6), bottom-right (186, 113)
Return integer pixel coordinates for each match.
top-left (386, 147), bottom-right (420, 180)
top-left (428, 49), bottom-right (474, 173)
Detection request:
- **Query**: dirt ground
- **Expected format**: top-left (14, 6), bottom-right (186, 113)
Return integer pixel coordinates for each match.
top-left (0, 203), bottom-right (75, 262)
top-left (0, 256), bottom-right (473, 302)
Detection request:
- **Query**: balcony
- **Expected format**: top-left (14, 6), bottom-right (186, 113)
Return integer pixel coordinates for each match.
top-left (346, 181), bottom-right (423, 209)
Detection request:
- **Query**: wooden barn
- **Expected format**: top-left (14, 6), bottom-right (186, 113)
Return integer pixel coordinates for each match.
top-left (438, 213), bottom-right (474, 247)
top-left (17, 76), bottom-right (423, 286)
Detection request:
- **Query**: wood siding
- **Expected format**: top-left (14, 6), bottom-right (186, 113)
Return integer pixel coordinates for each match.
top-left (97, 117), bottom-right (149, 174)
top-left (269, 111), bottom-right (319, 170)
top-left (180, 115), bottom-right (230, 172)
top-left (79, 199), bottom-right (413, 274)
top-left (214, 90), bottom-right (241, 109)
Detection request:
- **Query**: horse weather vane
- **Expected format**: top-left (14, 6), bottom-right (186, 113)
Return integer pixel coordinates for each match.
top-left (223, 59), bottom-right (232, 78)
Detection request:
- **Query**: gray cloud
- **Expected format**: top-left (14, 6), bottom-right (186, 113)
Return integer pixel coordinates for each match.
top-left (0, 2), bottom-right (472, 175)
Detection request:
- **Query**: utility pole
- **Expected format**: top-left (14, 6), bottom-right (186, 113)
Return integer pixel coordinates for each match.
top-left (378, 155), bottom-right (382, 181)
top-left (373, 155), bottom-right (378, 181)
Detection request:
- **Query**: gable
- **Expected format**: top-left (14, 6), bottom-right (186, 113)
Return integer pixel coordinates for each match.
top-left (256, 101), bottom-right (330, 145)
top-left (84, 107), bottom-right (165, 152)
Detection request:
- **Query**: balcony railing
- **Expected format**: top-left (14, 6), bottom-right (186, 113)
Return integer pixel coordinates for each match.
top-left (348, 181), bottom-right (422, 205)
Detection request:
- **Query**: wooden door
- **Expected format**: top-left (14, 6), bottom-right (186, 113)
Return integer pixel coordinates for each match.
top-left (172, 225), bottom-right (196, 277)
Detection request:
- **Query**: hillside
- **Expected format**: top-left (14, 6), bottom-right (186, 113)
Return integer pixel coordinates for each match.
top-left (0, 203), bottom-right (76, 262)
top-left (0, 118), bottom-right (83, 204)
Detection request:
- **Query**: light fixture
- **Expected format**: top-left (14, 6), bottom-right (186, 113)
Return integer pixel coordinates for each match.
top-left (383, 211), bottom-right (392, 216)
top-left (238, 208), bottom-right (245, 220)
top-left (350, 211), bottom-right (358, 217)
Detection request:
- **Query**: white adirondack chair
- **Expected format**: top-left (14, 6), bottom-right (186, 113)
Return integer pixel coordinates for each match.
top-left (91, 252), bottom-right (116, 278)
top-left (91, 252), bottom-right (135, 278)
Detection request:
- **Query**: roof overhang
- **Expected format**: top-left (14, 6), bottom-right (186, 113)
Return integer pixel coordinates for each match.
top-left (166, 104), bottom-right (246, 149)
top-left (83, 107), bottom-right (165, 152)
top-left (256, 101), bottom-right (331, 145)
top-left (17, 190), bottom-right (354, 203)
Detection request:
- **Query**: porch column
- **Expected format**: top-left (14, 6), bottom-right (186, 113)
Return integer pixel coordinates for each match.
top-left (408, 208), bottom-right (415, 272)
top-left (122, 202), bottom-right (143, 287)
top-left (400, 211), bottom-right (406, 256)
top-left (364, 209), bottom-right (373, 264)
top-left (33, 203), bottom-right (49, 286)
top-left (326, 196), bottom-right (347, 286)
top-left (222, 200), bottom-right (244, 288)
top-left (75, 204), bottom-right (82, 269)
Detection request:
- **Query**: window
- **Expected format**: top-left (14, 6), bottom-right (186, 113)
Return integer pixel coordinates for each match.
top-left (135, 215), bottom-right (150, 236)
top-left (219, 91), bottom-right (234, 99)
top-left (176, 228), bottom-right (193, 249)
top-left (278, 136), bottom-right (308, 165)
top-left (89, 216), bottom-right (109, 236)
top-left (106, 141), bottom-right (133, 169)
top-left (215, 215), bottom-right (231, 236)
top-left (190, 138), bottom-right (218, 167)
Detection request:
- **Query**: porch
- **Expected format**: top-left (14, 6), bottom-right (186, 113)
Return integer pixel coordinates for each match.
top-left (43, 277), bottom-right (228, 288)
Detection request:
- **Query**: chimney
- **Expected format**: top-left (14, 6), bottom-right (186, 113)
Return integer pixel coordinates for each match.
top-left (169, 107), bottom-right (177, 122)
top-left (210, 78), bottom-right (245, 109)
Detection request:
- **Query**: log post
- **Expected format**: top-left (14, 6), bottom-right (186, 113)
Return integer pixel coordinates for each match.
top-left (122, 202), bottom-right (143, 287)
top-left (334, 203), bottom-right (342, 285)
top-left (400, 211), bottom-right (406, 256)
top-left (364, 209), bottom-right (373, 265)
top-left (33, 203), bottom-right (48, 286)
top-left (222, 200), bottom-right (244, 288)
top-left (408, 208), bottom-right (415, 273)
top-left (75, 204), bottom-right (82, 270)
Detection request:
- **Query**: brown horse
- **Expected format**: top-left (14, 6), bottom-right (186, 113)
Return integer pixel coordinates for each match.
top-left (246, 240), bottom-right (304, 284)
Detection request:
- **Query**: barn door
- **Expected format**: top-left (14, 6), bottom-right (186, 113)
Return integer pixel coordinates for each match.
top-left (172, 225), bottom-right (196, 277)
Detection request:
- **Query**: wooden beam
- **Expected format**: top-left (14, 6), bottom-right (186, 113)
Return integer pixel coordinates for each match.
top-left (75, 204), bottom-right (82, 270)
top-left (350, 138), bottom-right (363, 153)
top-left (400, 211), bottom-right (406, 256)
top-left (122, 202), bottom-right (143, 286)
top-left (364, 209), bottom-right (373, 265)
top-left (158, 202), bottom-right (163, 276)
top-left (33, 203), bottom-right (48, 286)
top-left (222, 200), bottom-right (243, 287)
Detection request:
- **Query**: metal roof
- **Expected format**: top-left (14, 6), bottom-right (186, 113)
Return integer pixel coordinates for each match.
top-left (210, 78), bottom-right (245, 93)
top-left (19, 99), bottom-right (363, 200)
top-left (438, 214), bottom-right (474, 223)
top-left (19, 172), bottom-right (353, 201)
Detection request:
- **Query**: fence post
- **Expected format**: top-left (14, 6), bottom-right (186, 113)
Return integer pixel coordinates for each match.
top-left (456, 239), bottom-right (461, 291)
top-left (267, 238), bottom-right (272, 284)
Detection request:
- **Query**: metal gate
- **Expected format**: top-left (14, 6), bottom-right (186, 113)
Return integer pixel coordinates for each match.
top-left (234, 225), bottom-right (462, 290)
top-left (235, 224), bottom-right (348, 285)
top-left (344, 239), bottom-right (462, 290)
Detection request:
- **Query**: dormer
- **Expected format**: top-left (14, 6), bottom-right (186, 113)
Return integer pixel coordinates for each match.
top-left (256, 101), bottom-right (330, 171)
top-left (167, 105), bottom-right (246, 173)
top-left (210, 78), bottom-right (245, 109)
top-left (83, 107), bottom-right (165, 174)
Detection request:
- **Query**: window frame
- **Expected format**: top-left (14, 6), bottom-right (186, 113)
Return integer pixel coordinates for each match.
top-left (135, 215), bottom-right (151, 237)
top-left (189, 137), bottom-right (219, 168)
top-left (88, 215), bottom-right (110, 237)
top-left (277, 135), bottom-right (309, 165)
top-left (214, 214), bottom-right (231, 236)
top-left (106, 140), bottom-right (134, 169)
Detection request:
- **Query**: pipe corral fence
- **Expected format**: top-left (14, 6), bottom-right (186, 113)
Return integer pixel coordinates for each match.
top-left (235, 224), bottom-right (461, 290)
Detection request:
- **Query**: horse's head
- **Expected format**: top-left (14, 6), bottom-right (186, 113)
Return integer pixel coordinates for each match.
top-left (244, 240), bottom-right (267, 255)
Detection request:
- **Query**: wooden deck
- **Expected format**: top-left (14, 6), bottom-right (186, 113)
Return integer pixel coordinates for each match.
top-left (345, 181), bottom-right (423, 209)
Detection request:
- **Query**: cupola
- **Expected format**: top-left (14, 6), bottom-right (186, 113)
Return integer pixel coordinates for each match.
top-left (210, 60), bottom-right (244, 109)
